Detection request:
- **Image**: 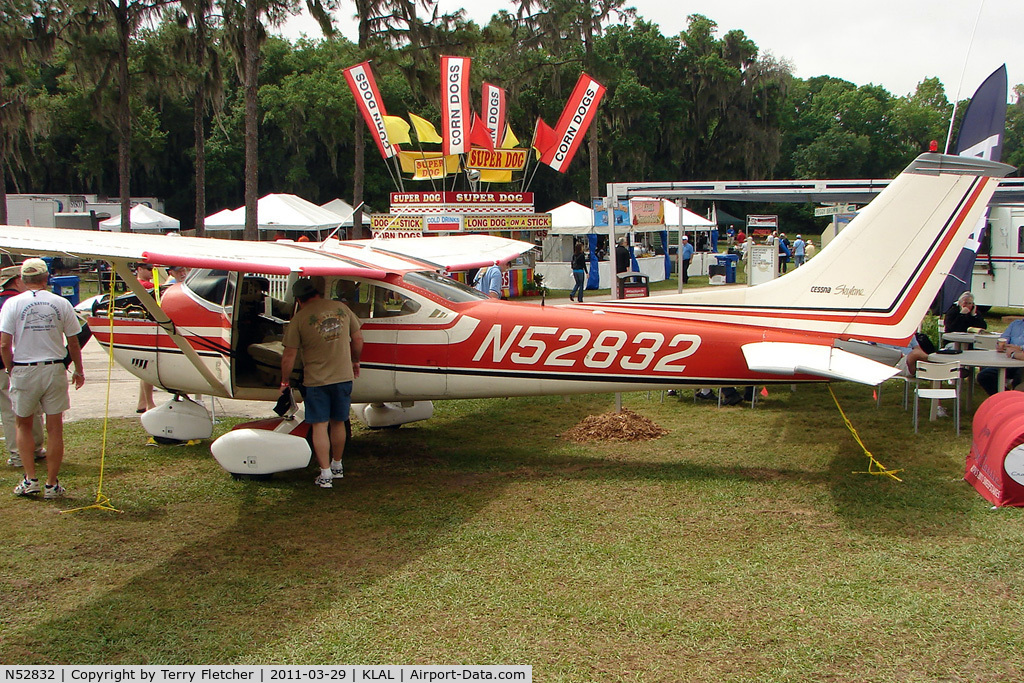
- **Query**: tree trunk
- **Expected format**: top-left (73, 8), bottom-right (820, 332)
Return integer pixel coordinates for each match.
top-left (194, 80), bottom-right (206, 237)
top-left (353, 10), bottom-right (370, 241)
top-left (353, 120), bottom-right (365, 239)
top-left (192, 14), bottom-right (208, 237)
top-left (242, 0), bottom-right (259, 241)
top-left (117, 0), bottom-right (131, 233)
top-left (0, 78), bottom-right (6, 225)
top-left (585, 6), bottom-right (599, 201)
top-left (0, 155), bottom-right (7, 226)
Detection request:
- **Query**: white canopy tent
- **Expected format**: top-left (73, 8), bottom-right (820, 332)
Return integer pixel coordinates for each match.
top-left (204, 194), bottom-right (344, 237)
top-left (99, 204), bottom-right (180, 233)
top-left (204, 207), bottom-right (240, 227)
top-left (320, 198), bottom-right (360, 224)
top-left (546, 199), bottom-right (714, 234)
top-left (321, 198), bottom-right (354, 216)
top-left (547, 201), bottom-right (594, 235)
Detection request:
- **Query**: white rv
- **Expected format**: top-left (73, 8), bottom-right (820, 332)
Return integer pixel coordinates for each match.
top-left (971, 205), bottom-right (1024, 309)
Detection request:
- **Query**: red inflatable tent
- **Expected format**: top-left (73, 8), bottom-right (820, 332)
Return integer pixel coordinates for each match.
top-left (966, 392), bottom-right (1024, 507)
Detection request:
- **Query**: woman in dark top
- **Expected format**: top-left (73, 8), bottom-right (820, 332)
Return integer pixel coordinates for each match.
top-left (570, 243), bottom-right (587, 302)
top-left (944, 291), bottom-right (987, 333)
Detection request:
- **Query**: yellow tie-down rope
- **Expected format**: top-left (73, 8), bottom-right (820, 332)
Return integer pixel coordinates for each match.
top-left (828, 384), bottom-right (903, 482)
top-left (63, 266), bottom-right (123, 514)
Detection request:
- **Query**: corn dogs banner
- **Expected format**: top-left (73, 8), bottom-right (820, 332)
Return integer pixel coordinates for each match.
top-left (441, 56), bottom-right (471, 155)
top-left (343, 62), bottom-right (399, 159)
top-left (482, 83), bottom-right (506, 148)
top-left (541, 74), bottom-right (606, 173)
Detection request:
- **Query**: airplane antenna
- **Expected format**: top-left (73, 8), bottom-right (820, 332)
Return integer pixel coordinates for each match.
top-left (320, 202), bottom-right (365, 245)
top-left (944, 0), bottom-right (986, 153)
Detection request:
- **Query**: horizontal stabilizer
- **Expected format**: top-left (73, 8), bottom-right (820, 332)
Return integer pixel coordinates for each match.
top-left (742, 342), bottom-right (900, 386)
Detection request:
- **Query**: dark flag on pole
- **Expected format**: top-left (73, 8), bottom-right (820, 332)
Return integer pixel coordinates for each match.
top-left (938, 64), bottom-right (1007, 313)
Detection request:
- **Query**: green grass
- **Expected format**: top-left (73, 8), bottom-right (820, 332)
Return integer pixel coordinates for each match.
top-left (1, 383), bottom-right (1022, 680)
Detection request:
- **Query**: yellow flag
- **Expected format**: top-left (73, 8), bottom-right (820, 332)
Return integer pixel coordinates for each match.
top-left (501, 124), bottom-right (520, 149)
top-left (479, 169), bottom-right (513, 183)
top-left (398, 150), bottom-right (459, 175)
top-left (409, 113), bottom-right (443, 144)
top-left (383, 115), bottom-right (411, 145)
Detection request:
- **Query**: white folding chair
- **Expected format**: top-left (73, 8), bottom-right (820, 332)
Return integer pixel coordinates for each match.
top-left (912, 361), bottom-right (961, 434)
top-left (973, 335), bottom-right (999, 350)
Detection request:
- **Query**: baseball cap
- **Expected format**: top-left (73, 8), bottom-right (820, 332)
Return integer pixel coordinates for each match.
top-left (292, 278), bottom-right (318, 299)
top-left (0, 265), bottom-right (21, 286)
top-left (20, 258), bottom-right (48, 277)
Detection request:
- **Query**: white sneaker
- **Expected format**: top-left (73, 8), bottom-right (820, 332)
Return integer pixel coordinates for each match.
top-left (330, 461), bottom-right (343, 478)
top-left (7, 454), bottom-right (22, 467)
top-left (314, 474), bottom-right (333, 489)
top-left (14, 478), bottom-right (40, 496)
top-left (43, 481), bottom-right (66, 499)
top-left (936, 405), bottom-right (949, 418)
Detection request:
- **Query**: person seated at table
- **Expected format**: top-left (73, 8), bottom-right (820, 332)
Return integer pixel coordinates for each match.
top-left (889, 331), bottom-right (933, 379)
top-left (944, 291), bottom-right (987, 333)
top-left (978, 317), bottom-right (1024, 395)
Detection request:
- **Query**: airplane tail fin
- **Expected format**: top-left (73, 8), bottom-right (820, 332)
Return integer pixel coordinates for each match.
top-left (607, 153), bottom-right (1013, 344)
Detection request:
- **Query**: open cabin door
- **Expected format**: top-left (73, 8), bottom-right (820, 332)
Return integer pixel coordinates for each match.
top-left (230, 272), bottom-right (294, 397)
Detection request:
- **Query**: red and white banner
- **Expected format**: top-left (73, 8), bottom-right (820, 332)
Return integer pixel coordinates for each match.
top-left (343, 62), bottom-right (399, 160)
top-left (482, 83), bottom-right (506, 147)
top-left (541, 73), bottom-right (605, 173)
top-left (441, 56), bottom-right (471, 156)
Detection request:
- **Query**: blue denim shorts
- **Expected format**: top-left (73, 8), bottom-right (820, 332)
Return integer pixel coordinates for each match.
top-left (303, 381), bottom-right (353, 423)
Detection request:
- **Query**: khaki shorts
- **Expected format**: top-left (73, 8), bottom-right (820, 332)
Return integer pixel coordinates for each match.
top-left (10, 364), bottom-right (70, 417)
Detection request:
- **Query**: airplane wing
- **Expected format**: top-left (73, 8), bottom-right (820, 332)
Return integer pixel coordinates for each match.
top-left (356, 234), bottom-right (536, 272)
top-left (0, 226), bottom-right (536, 277)
top-left (741, 342), bottom-right (900, 385)
top-left (0, 225), bottom-right (394, 278)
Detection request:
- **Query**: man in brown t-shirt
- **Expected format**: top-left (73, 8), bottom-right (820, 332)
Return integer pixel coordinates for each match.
top-left (280, 278), bottom-right (364, 489)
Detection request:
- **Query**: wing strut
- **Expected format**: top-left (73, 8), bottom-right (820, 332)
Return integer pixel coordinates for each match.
top-left (111, 261), bottom-right (231, 396)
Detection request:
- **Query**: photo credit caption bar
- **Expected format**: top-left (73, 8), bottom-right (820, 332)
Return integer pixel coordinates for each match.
top-left (0, 667), bottom-right (531, 683)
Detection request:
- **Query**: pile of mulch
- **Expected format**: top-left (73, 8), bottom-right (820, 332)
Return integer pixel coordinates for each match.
top-left (561, 408), bottom-right (669, 443)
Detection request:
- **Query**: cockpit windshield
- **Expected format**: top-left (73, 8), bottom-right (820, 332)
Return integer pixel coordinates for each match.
top-left (403, 270), bottom-right (487, 303)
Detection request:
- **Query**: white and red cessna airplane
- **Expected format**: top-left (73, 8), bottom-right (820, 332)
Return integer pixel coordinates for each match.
top-left (0, 153), bottom-right (1010, 474)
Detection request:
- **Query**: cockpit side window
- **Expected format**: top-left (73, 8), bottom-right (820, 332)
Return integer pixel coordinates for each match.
top-left (331, 278), bottom-right (420, 319)
top-left (404, 270), bottom-right (487, 302)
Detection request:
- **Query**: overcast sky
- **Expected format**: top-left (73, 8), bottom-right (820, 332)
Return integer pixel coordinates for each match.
top-left (279, 0), bottom-right (1022, 100)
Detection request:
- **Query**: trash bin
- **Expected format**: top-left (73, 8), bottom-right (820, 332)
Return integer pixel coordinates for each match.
top-left (50, 275), bottom-right (80, 306)
top-left (714, 254), bottom-right (739, 283)
top-left (616, 272), bottom-right (649, 299)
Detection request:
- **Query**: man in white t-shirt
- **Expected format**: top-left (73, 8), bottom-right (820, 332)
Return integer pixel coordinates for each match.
top-left (0, 258), bottom-right (85, 499)
top-left (0, 265), bottom-right (44, 468)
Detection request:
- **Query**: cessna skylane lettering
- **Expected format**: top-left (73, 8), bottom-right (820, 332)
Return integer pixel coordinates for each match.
top-left (0, 153), bottom-right (1010, 475)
